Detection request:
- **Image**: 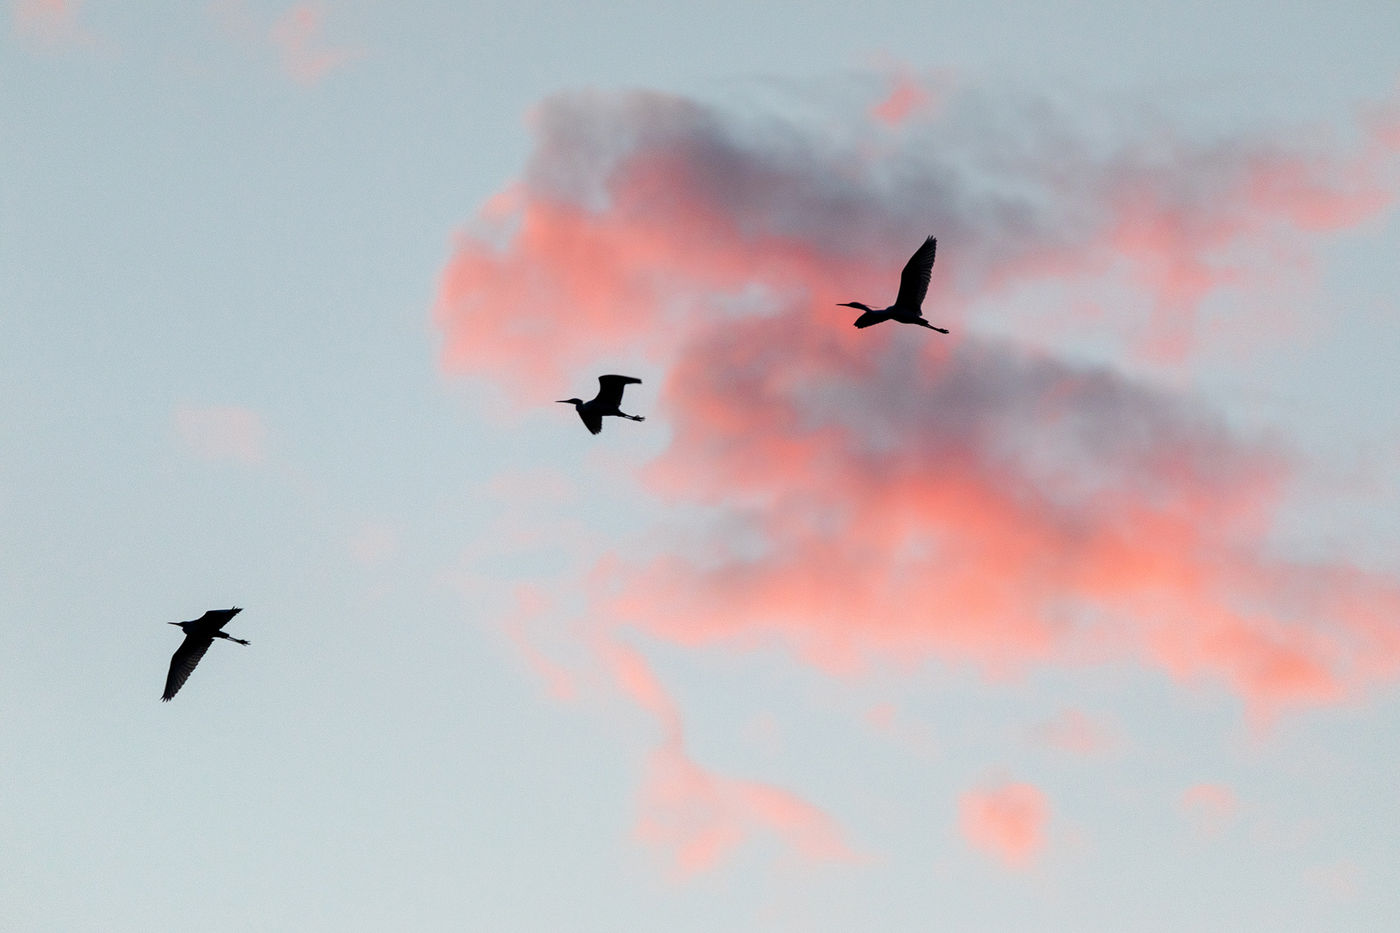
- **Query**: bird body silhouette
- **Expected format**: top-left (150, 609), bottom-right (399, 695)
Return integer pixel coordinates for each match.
top-left (558, 375), bottom-right (646, 435)
top-left (162, 607), bottom-right (249, 701)
top-left (838, 236), bottom-right (948, 333)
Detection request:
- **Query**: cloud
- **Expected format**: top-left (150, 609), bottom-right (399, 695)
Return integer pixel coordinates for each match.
top-left (619, 327), bottom-right (1294, 681)
top-left (617, 319), bottom-right (1400, 717)
top-left (605, 640), bottom-right (860, 876)
top-left (268, 2), bottom-right (362, 85)
top-left (865, 702), bottom-right (939, 758)
top-left (172, 404), bottom-right (268, 466)
top-left (869, 70), bottom-right (938, 128)
top-left (634, 742), bottom-right (860, 877)
top-left (1031, 708), bottom-right (1117, 756)
top-left (1303, 858), bottom-right (1363, 902)
top-left (959, 781), bottom-right (1048, 869)
top-left (437, 82), bottom-right (1400, 716)
top-left (1180, 782), bottom-right (1238, 835)
top-left (434, 79), bottom-right (1400, 873)
top-left (500, 586), bottom-right (579, 703)
top-left (209, 0), bottom-right (362, 84)
top-left (11, 0), bottom-right (95, 48)
top-left (347, 521), bottom-right (401, 566)
top-left (437, 85), bottom-right (1398, 395)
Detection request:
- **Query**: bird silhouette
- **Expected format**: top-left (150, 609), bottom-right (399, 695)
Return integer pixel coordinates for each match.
top-left (557, 375), bottom-right (646, 435)
top-left (162, 607), bottom-right (249, 701)
top-left (838, 236), bottom-right (949, 333)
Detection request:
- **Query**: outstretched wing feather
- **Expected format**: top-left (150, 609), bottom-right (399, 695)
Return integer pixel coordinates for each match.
top-left (595, 374), bottom-right (641, 409)
top-left (894, 236), bottom-right (936, 311)
top-left (191, 607), bottom-right (241, 631)
top-left (163, 635), bottom-right (213, 701)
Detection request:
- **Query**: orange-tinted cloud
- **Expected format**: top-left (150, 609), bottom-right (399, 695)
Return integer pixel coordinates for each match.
top-left (434, 85), bottom-right (1400, 721)
top-left (959, 781), bottom-right (1048, 869)
top-left (173, 404), bottom-right (268, 466)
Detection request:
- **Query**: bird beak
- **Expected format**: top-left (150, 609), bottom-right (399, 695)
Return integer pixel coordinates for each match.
top-left (167, 621), bottom-right (179, 626)
top-left (556, 399), bottom-right (571, 404)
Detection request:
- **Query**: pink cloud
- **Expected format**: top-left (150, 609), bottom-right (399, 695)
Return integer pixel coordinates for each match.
top-left (864, 702), bottom-right (938, 758)
top-left (635, 743), bottom-right (859, 877)
top-left (500, 586), bottom-right (578, 703)
top-left (1103, 144), bottom-right (1394, 360)
top-left (1304, 858), bottom-right (1363, 902)
top-left (437, 85), bottom-right (1399, 389)
top-left (618, 322), bottom-right (1400, 715)
top-left (173, 404), bottom-right (268, 466)
top-left (269, 2), bottom-right (362, 85)
top-left (437, 81), bottom-right (1400, 875)
top-left (347, 521), bottom-right (401, 566)
top-left (959, 781), bottom-right (1048, 869)
top-left (865, 702), bottom-right (897, 732)
top-left (870, 71), bottom-right (936, 127)
top-left (435, 85), bottom-right (1400, 721)
top-left (1180, 782), bottom-right (1238, 835)
top-left (604, 641), bottom-right (860, 876)
top-left (11, 0), bottom-right (94, 47)
top-left (1032, 708), bottom-right (1117, 756)
top-left (211, 1), bottom-right (361, 84)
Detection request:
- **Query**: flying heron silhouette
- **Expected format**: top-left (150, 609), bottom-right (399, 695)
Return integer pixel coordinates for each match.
top-left (161, 607), bottom-right (249, 702)
top-left (838, 236), bottom-right (949, 333)
top-left (558, 375), bottom-right (646, 435)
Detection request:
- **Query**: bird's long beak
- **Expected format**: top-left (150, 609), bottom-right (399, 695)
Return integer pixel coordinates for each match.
top-left (167, 621), bottom-right (179, 626)
top-left (556, 399), bottom-right (572, 404)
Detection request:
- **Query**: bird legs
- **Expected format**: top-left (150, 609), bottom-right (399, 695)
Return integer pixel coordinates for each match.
top-left (215, 632), bottom-right (251, 646)
top-left (620, 413), bottom-right (645, 422)
top-left (915, 320), bottom-right (949, 333)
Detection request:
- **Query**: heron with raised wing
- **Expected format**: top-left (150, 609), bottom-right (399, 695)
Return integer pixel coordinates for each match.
top-left (161, 607), bottom-right (250, 702)
top-left (838, 236), bottom-right (949, 333)
top-left (558, 375), bottom-right (646, 435)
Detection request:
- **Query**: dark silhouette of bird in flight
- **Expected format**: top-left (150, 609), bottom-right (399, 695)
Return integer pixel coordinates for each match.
top-left (558, 375), bottom-right (646, 435)
top-left (162, 607), bottom-right (249, 702)
top-left (838, 236), bottom-right (949, 333)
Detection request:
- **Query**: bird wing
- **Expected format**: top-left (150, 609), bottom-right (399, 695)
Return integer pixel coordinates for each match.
top-left (192, 607), bottom-right (241, 631)
top-left (594, 374), bottom-right (641, 409)
top-left (162, 634), bottom-right (214, 701)
top-left (894, 236), bottom-right (936, 311)
top-left (579, 407), bottom-right (604, 435)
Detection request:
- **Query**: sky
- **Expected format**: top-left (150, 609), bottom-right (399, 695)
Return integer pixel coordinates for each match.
top-left (3, 1), bottom-right (1399, 929)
